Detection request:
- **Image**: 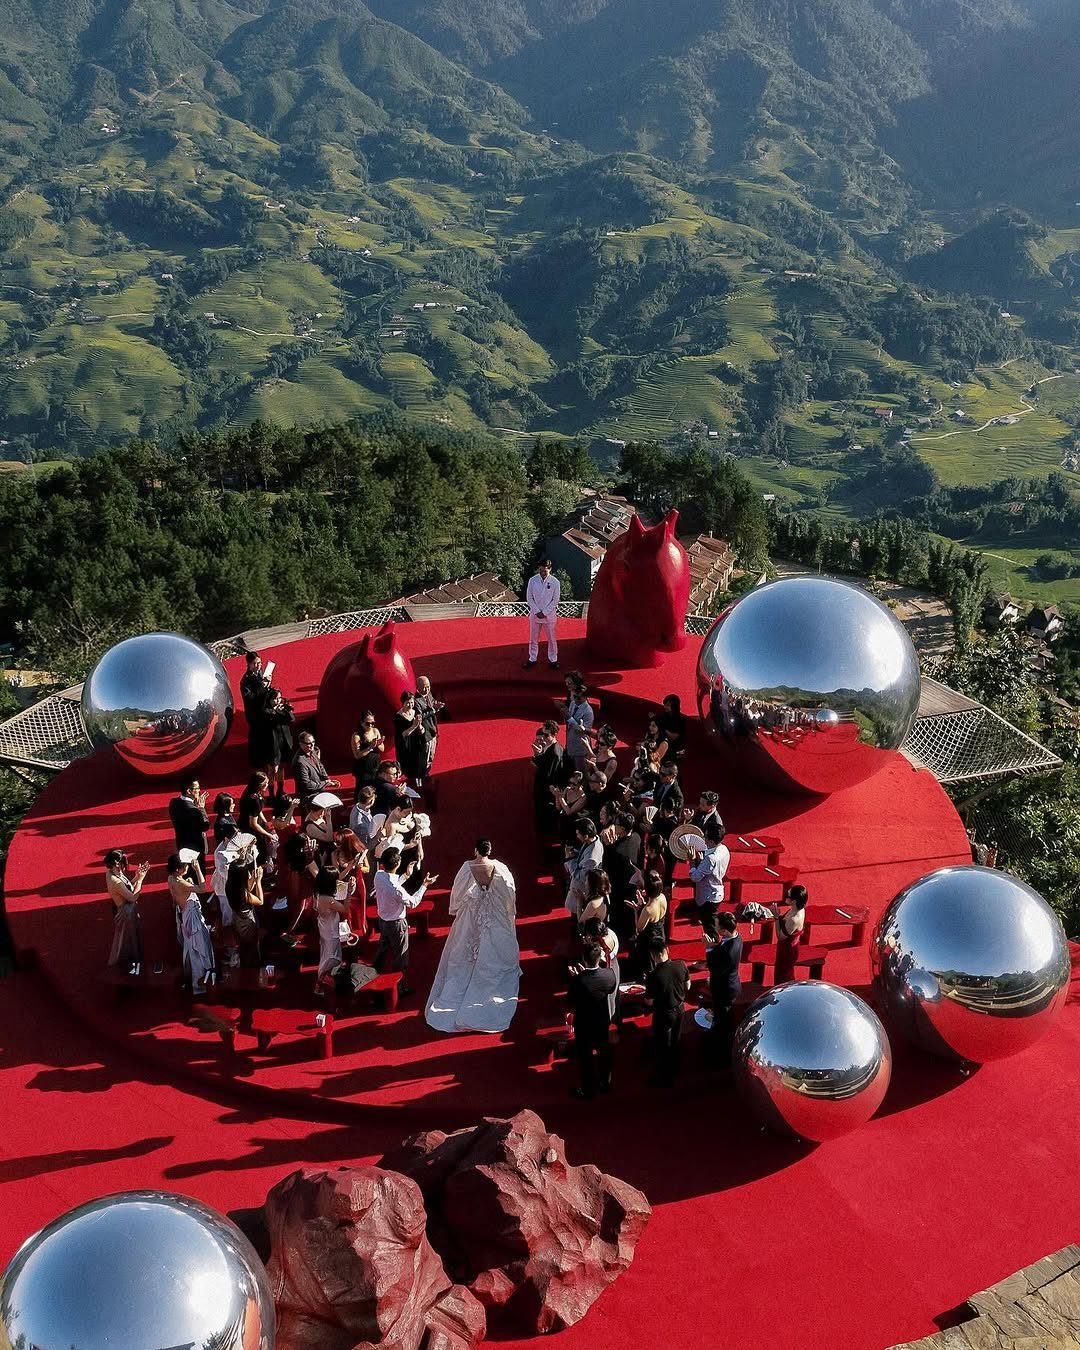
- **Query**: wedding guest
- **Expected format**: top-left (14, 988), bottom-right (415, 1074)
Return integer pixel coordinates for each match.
top-left (532, 724), bottom-right (565, 832)
top-left (687, 820), bottom-right (730, 943)
top-left (293, 731), bottom-right (339, 808)
top-left (332, 828), bottom-right (369, 938)
top-left (280, 815), bottom-right (318, 939)
top-left (652, 761), bottom-right (684, 877)
top-left (567, 942), bottom-right (616, 1100)
top-left (589, 725), bottom-right (619, 783)
top-left (239, 771), bottom-right (276, 865)
top-left (168, 854), bottom-right (215, 996)
top-left (372, 847), bottom-right (435, 995)
top-left (351, 710), bottom-right (385, 789)
top-left (304, 801), bottom-right (335, 864)
top-left (105, 849), bottom-right (148, 974)
top-left (414, 675), bottom-right (443, 788)
top-left (211, 821), bottom-right (239, 927)
top-left (240, 651), bottom-right (271, 769)
top-left (552, 770), bottom-right (588, 843)
top-left (658, 694), bottom-right (687, 758)
top-left (604, 812), bottom-right (644, 947)
top-left (629, 871), bottom-right (668, 977)
top-left (687, 790), bottom-right (723, 833)
top-left (645, 936), bottom-right (689, 1087)
top-left (523, 558), bottom-right (560, 669)
top-left (394, 689), bottom-right (426, 787)
top-left (226, 855), bottom-right (264, 968)
top-left (707, 911), bottom-right (743, 1053)
top-left (579, 869), bottom-right (612, 929)
top-left (349, 784), bottom-right (378, 847)
top-left (314, 866), bottom-right (351, 991)
top-left (565, 818), bottom-right (603, 925)
top-left (585, 768), bottom-right (612, 820)
top-left (373, 760), bottom-right (405, 815)
top-left (564, 679), bottom-right (594, 771)
top-left (772, 884), bottom-right (808, 983)
top-left (169, 777), bottom-right (209, 871)
top-left (212, 792), bottom-right (238, 845)
top-left (253, 687), bottom-right (294, 794)
top-left (638, 715), bottom-right (670, 775)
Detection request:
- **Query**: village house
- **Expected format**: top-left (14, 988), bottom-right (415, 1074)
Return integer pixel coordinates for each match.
top-left (684, 535), bottom-right (738, 613)
top-left (983, 593), bottom-right (1020, 627)
top-left (1026, 605), bottom-right (1064, 642)
top-left (546, 493), bottom-right (636, 596)
top-left (872, 408), bottom-right (893, 422)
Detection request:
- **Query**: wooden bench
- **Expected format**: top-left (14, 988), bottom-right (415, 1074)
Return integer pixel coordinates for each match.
top-left (356, 971), bottom-right (403, 1012)
top-left (725, 833), bottom-right (783, 867)
top-left (189, 1004), bottom-right (241, 1052)
top-left (250, 1008), bottom-right (334, 1059)
top-left (409, 900), bottom-right (435, 939)
top-left (742, 943), bottom-right (829, 984)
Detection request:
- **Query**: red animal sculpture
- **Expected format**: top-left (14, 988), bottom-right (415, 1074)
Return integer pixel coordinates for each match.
top-left (585, 510), bottom-right (691, 668)
top-left (316, 621), bottom-right (415, 770)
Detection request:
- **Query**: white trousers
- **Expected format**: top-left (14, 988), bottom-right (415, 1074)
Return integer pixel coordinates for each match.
top-left (528, 613), bottom-right (558, 662)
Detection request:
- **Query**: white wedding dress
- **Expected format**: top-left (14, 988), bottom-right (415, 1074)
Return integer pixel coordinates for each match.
top-left (425, 859), bottom-right (520, 1033)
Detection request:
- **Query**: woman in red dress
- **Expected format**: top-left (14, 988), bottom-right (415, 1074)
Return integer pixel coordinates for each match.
top-left (333, 829), bottom-right (370, 940)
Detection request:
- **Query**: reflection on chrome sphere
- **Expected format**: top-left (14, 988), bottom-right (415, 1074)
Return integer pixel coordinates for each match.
top-left (82, 632), bottom-right (233, 777)
top-left (733, 982), bottom-right (892, 1141)
top-left (0, 1190), bottom-right (275, 1349)
top-left (872, 865), bottom-right (1070, 1064)
top-left (696, 575), bottom-right (921, 793)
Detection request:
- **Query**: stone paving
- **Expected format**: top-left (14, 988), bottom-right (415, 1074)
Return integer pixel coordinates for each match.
top-left (892, 1246), bottom-right (1080, 1349)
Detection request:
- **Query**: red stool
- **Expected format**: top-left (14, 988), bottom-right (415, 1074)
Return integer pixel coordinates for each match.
top-left (250, 1008), bottom-right (334, 1059)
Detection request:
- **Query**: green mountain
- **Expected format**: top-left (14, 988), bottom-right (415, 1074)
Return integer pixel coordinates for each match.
top-left (0, 0), bottom-right (1078, 526)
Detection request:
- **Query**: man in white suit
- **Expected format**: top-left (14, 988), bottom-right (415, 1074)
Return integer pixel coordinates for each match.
top-left (524, 559), bottom-right (560, 669)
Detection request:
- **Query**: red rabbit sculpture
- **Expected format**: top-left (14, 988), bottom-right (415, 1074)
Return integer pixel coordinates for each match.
top-left (316, 621), bottom-right (416, 770)
top-left (585, 510), bottom-right (691, 668)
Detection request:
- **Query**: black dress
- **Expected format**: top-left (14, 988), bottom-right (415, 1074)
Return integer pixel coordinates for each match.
top-left (352, 732), bottom-right (383, 786)
top-left (394, 711), bottom-right (425, 782)
top-left (251, 704), bottom-right (294, 768)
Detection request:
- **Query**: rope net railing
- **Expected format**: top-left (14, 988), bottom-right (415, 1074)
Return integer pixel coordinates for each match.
top-left (900, 705), bottom-right (1062, 786)
top-left (0, 603), bottom-right (1063, 785)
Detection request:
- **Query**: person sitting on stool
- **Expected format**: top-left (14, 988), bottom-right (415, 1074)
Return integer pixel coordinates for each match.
top-left (567, 941), bottom-right (617, 1100)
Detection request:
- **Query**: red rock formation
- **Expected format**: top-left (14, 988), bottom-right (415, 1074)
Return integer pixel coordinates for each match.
top-left (264, 1165), bottom-right (485, 1350)
top-left (584, 511), bottom-right (691, 669)
top-left (379, 1109), bottom-right (651, 1335)
top-left (316, 621), bottom-right (416, 771)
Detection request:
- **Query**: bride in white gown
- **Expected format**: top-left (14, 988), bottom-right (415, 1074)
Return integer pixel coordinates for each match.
top-left (425, 839), bottom-right (520, 1033)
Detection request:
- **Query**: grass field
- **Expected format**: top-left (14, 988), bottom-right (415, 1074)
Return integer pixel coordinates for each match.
top-left (968, 543), bottom-right (1080, 606)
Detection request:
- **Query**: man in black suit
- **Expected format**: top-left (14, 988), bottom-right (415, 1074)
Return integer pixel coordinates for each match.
top-left (652, 760), bottom-right (684, 881)
top-left (567, 942), bottom-right (617, 1100)
top-left (532, 722), bottom-right (565, 833)
top-left (706, 911), bottom-right (743, 1055)
top-left (168, 777), bottom-right (210, 871)
top-left (645, 935), bottom-right (689, 1087)
top-left (239, 651), bottom-right (271, 770)
top-left (603, 811), bottom-right (643, 948)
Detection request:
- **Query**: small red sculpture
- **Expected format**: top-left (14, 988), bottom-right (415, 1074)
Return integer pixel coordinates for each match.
top-left (264, 1165), bottom-right (485, 1350)
top-left (316, 621), bottom-right (415, 770)
top-left (585, 510), bottom-right (690, 668)
top-left (380, 1109), bottom-right (651, 1335)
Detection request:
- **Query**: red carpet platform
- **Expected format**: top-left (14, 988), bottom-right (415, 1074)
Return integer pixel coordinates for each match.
top-left (3, 615), bottom-right (1079, 1350)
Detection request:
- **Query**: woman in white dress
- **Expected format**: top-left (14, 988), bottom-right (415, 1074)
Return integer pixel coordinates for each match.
top-left (314, 865), bottom-right (351, 991)
top-left (425, 839), bottom-right (520, 1034)
top-left (168, 854), bottom-right (216, 996)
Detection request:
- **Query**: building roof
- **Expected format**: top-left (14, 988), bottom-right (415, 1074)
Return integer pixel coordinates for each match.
top-left (683, 534), bottom-right (737, 611)
top-left (550, 493), bottom-right (635, 560)
top-left (398, 572), bottom-right (518, 606)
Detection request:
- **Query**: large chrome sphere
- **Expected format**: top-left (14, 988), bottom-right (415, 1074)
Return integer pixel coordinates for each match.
top-left (0, 1190), bottom-right (274, 1348)
top-left (697, 575), bottom-right (921, 793)
top-left (733, 982), bottom-right (892, 1142)
top-left (82, 632), bottom-right (233, 777)
top-left (872, 865), bottom-right (1070, 1064)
